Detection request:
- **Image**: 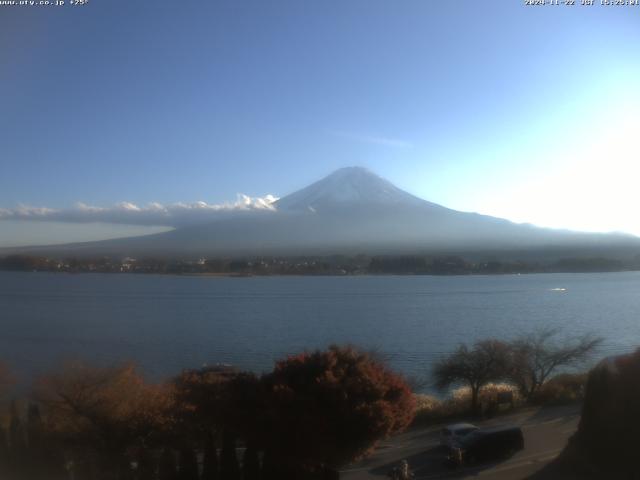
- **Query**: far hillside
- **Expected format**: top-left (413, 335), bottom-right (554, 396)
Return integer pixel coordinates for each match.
top-left (3, 168), bottom-right (640, 260)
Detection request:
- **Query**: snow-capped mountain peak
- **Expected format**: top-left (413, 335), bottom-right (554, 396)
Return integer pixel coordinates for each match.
top-left (275, 166), bottom-right (430, 212)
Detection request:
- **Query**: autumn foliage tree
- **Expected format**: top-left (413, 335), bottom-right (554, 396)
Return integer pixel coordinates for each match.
top-left (171, 366), bottom-right (237, 433)
top-left (171, 366), bottom-right (260, 480)
top-left (573, 348), bottom-right (640, 476)
top-left (0, 347), bottom-right (417, 478)
top-left (0, 363), bottom-right (13, 395)
top-left (33, 362), bottom-right (172, 479)
top-left (261, 345), bottom-right (415, 476)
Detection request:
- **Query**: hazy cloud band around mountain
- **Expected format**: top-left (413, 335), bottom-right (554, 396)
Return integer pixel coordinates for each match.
top-left (0, 194), bottom-right (279, 228)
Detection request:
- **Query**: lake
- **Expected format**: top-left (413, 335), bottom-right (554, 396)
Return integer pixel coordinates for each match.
top-left (1, 271), bottom-right (639, 390)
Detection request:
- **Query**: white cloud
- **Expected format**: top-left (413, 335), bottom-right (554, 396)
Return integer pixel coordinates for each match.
top-left (0, 194), bottom-right (280, 228)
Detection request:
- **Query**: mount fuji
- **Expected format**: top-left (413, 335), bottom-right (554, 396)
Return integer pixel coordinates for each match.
top-left (10, 167), bottom-right (640, 258)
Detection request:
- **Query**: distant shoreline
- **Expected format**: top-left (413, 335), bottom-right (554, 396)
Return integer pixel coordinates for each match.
top-left (3, 252), bottom-right (640, 277)
top-left (2, 269), bottom-right (640, 278)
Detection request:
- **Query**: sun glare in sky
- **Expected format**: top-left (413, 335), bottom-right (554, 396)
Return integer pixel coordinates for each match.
top-left (469, 93), bottom-right (640, 235)
top-left (406, 64), bottom-right (640, 237)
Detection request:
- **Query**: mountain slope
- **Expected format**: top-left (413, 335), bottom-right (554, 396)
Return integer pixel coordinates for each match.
top-left (275, 167), bottom-right (434, 212)
top-left (6, 167), bottom-right (640, 258)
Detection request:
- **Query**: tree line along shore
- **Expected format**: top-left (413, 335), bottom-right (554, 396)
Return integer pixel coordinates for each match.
top-left (2, 253), bottom-right (640, 276)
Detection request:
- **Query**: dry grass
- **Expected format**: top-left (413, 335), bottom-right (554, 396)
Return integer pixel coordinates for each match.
top-left (412, 375), bottom-right (586, 427)
top-left (412, 383), bottom-right (522, 426)
top-left (531, 373), bottom-right (588, 405)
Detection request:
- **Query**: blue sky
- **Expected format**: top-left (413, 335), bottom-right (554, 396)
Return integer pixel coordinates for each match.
top-left (1, 0), bottom-right (639, 246)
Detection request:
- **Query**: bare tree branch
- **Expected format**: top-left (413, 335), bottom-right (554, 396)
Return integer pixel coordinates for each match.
top-left (507, 328), bottom-right (602, 400)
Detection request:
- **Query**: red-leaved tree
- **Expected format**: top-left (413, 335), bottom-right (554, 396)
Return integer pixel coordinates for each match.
top-left (261, 345), bottom-right (415, 477)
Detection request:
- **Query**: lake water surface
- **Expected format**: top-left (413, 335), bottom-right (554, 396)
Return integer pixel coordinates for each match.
top-left (1, 271), bottom-right (639, 388)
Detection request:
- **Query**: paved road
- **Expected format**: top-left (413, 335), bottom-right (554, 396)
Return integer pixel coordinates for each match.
top-left (341, 404), bottom-right (580, 480)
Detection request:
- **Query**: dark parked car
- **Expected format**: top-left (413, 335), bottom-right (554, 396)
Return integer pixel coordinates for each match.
top-left (449, 426), bottom-right (524, 466)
